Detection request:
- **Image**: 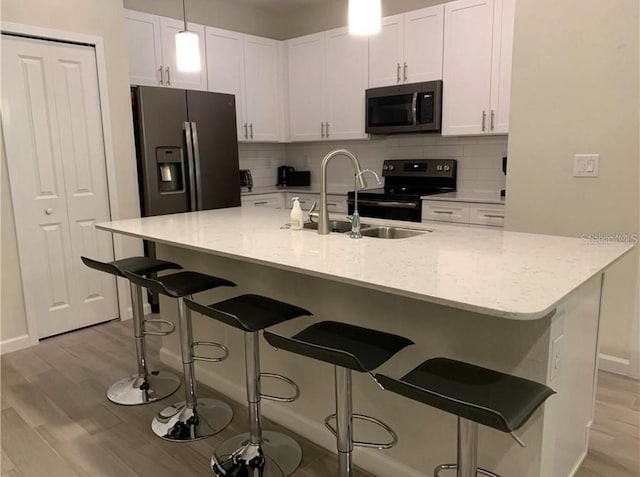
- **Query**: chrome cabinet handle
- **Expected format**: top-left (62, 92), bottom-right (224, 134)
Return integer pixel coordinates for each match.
top-left (254, 201), bottom-right (268, 206)
top-left (490, 110), bottom-right (495, 131)
top-left (45, 208), bottom-right (54, 215)
top-left (483, 214), bottom-right (504, 219)
top-left (434, 210), bottom-right (454, 215)
top-left (159, 66), bottom-right (164, 85)
top-left (403, 62), bottom-right (408, 82)
top-left (321, 122), bottom-right (325, 138)
top-left (244, 123), bottom-right (248, 139)
top-left (249, 123), bottom-right (253, 139)
top-left (326, 122), bottom-right (330, 138)
top-left (397, 63), bottom-right (401, 82)
top-left (481, 110), bottom-right (487, 131)
top-left (166, 66), bottom-right (171, 85)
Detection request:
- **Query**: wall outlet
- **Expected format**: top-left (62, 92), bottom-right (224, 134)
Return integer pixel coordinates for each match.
top-left (573, 154), bottom-right (600, 177)
top-left (550, 334), bottom-right (564, 381)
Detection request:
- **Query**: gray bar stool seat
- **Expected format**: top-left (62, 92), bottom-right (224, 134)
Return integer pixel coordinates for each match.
top-left (81, 256), bottom-right (182, 406)
top-left (124, 269), bottom-right (236, 442)
top-left (375, 358), bottom-right (555, 477)
top-left (185, 294), bottom-right (312, 477)
top-left (264, 321), bottom-right (414, 477)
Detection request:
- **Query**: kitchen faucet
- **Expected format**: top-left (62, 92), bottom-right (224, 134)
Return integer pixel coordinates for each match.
top-left (348, 169), bottom-right (381, 239)
top-left (318, 149), bottom-right (368, 235)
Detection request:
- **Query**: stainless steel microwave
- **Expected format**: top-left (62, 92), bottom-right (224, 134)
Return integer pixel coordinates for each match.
top-left (365, 80), bottom-right (442, 134)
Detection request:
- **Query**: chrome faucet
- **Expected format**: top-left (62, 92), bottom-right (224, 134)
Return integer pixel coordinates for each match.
top-left (318, 149), bottom-right (367, 235)
top-left (348, 169), bottom-right (381, 239)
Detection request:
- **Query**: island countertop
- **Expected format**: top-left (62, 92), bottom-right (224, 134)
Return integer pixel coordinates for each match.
top-left (97, 207), bottom-right (633, 320)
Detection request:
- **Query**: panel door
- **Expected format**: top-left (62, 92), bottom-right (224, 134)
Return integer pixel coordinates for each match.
top-left (325, 28), bottom-right (368, 140)
top-left (368, 14), bottom-right (404, 87)
top-left (489, 0), bottom-right (515, 134)
top-left (404, 5), bottom-right (445, 82)
top-left (2, 35), bottom-right (117, 338)
top-left (244, 35), bottom-right (281, 142)
top-left (160, 17), bottom-right (207, 91)
top-left (442, 0), bottom-right (494, 136)
top-left (287, 33), bottom-right (326, 141)
top-left (205, 26), bottom-right (246, 140)
top-left (124, 9), bottom-right (163, 86)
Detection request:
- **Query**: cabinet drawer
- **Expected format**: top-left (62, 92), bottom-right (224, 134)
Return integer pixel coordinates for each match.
top-left (422, 200), bottom-right (470, 223)
top-left (285, 193), bottom-right (318, 210)
top-left (469, 203), bottom-right (505, 227)
top-left (241, 193), bottom-right (283, 209)
top-left (326, 194), bottom-right (348, 214)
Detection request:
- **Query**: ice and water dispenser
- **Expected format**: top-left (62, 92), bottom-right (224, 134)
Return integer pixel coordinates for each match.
top-left (156, 147), bottom-right (184, 193)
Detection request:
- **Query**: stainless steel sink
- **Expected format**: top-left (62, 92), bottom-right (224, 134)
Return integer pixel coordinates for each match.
top-left (359, 226), bottom-right (428, 239)
top-left (303, 220), bottom-right (369, 233)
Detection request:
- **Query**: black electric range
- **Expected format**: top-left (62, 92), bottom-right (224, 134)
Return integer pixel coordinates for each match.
top-left (347, 159), bottom-right (457, 222)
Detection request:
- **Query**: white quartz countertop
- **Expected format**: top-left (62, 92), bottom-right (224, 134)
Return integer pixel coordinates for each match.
top-left (423, 191), bottom-right (505, 204)
top-left (97, 208), bottom-right (633, 320)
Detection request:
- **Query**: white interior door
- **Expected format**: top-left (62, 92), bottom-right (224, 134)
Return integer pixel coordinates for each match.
top-left (2, 35), bottom-right (118, 339)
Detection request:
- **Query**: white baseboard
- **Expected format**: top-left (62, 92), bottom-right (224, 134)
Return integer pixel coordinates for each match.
top-left (0, 333), bottom-right (38, 355)
top-left (123, 303), bottom-right (152, 321)
top-left (598, 353), bottom-right (632, 376)
top-left (159, 347), bottom-right (425, 477)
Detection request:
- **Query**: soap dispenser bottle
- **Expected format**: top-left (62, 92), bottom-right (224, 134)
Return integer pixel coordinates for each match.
top-left (290, 197), bottom-right (303, 230)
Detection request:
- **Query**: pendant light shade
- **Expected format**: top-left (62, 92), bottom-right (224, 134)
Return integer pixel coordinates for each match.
top-left (348, 0), bottom-right (382, 36)
top-left (175, 0), bottom-right (201, 73)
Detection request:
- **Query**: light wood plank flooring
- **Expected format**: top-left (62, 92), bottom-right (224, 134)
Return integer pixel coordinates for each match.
top-left (1, 320), bottom-right (638, 477)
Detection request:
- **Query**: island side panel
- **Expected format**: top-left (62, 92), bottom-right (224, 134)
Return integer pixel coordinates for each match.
top-left (154, 243), bottom-right (559, 477)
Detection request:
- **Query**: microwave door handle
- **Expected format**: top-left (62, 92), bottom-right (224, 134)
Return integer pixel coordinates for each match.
top-left (183, 122), bottom-right (197, 212)
top-left (412, 92), bottom-right (418, 126)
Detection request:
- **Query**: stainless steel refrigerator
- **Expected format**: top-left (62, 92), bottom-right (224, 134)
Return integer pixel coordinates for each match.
top-left (132, 85), bottom-right (241, 216)
top-left (131, 86), bottom-right (240, 310)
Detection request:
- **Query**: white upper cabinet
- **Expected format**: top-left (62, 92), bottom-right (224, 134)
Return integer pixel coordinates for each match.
top-left (124, 10), bottom-right (163, 87)
top-left (206, 28), bottom-right (286, 142)
top-left (369, 5), bottom-right (444, 88)
top-left (288, 28), bottom-right (368, 142)
top-left (442, 0), bottom-right (515, 135)
top-left (124, 10), bottom-right (207, 90)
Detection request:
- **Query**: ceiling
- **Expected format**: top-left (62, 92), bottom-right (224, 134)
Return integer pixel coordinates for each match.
top-left (232, 0), bottom-right (338, 13)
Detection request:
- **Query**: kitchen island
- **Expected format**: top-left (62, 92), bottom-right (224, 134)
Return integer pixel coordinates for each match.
top-left (97, 207), bottom-right (633, 477)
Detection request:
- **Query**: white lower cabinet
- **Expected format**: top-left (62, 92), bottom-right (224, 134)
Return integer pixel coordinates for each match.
top-left (241, 193), bottom-right (284, 209)
top-left (423, 200), bottom-right (504, 227)
top-left (285, 192), bottom-right (348, 214)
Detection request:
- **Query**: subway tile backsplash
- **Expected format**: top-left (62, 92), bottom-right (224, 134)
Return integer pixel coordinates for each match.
top-left (239, 135), bottom-right (507, 193)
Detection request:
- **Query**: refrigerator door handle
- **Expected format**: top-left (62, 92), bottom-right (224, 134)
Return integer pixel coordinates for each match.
top-left (183, 122), bottom-right (197, 212)
top-left (190, 121), bottom-right (203, 211)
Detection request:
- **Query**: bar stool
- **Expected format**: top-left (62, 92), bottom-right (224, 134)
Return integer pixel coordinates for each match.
top-left (185, 294), bottom-right (312, 477)
top-left (124, 269), bottom-right (236, 442)
top-left (375, 358), bottom-right (555, 477)
top-left (81, 256), bottom-right (182, 405)
top-left (264, 321), bottom-right (414, 477)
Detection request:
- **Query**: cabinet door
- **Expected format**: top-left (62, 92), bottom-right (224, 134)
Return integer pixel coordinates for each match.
top-left (403, 5), bottom-right (444, 82)
top-left (241, 193), bottom-right (283, 209)
top-left (489, 0), bottom-right (515, 134)
top-left (325, 28), bottom-right (368, 140)
top-left (124, 10), bottom-right (162, 86)
top-left (160, 17), bottom-right (207, 91)
top-left (205, 27), bottom-right (246, 140)
top-left (368, 15), bottom-right (404, 87)
top-left (288, 33), bottom-right (326, 141)
top-left (244, 35), bottom-right (281, 142)
top-left (442, 0), bottom-right (494, 136)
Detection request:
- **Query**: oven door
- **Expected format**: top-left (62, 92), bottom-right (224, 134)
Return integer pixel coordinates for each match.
top-left (348, 198), bottom-right (422, 222)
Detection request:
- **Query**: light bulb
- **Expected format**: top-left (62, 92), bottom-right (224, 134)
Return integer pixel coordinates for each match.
top-left (175, 30), bottom-right (201, 72)
top-left (349, 0), bottom-right (382, 36)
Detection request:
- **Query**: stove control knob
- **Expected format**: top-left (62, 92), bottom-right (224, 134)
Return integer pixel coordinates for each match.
top-left (389, 165), bottom-right (395, 171)
top-left (437, 165), bottom-right (443, 171)
top-left (383, 165), bottom-right (389, 171)
top-left (444, 165), bottom-right (451, 172)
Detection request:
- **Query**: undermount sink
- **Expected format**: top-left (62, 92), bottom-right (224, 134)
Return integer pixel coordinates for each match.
top-left (359, 226), bottom-right (428, 239)
top-left (304, 220), bottom-right (369, 233)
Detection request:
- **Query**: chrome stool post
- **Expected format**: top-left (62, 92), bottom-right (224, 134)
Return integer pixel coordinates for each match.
top-left (335, 366), bottom-right (353, 477)
top-left (184, 294), bottom-right (311, 477)
top-left (81, 256), bottom-right (182, 406)
top-left (123, 269), bottom-right (236, 442)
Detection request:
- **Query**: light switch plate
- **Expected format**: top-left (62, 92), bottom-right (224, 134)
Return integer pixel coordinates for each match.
top-left (574, 154), bottom-right (600, 177)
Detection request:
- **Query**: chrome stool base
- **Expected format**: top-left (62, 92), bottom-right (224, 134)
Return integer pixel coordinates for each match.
top-left (434, 464), bottom-right (500, 477)
top-left (152, 398), bottom-right (233, 442)
top-left (107, 371), bottom-right (181, 406)
top-left (211, 430), bottom-right (303, 477)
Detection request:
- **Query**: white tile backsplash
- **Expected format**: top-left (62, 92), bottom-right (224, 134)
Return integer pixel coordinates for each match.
top-left (238, 135), bottom-right (508, 193)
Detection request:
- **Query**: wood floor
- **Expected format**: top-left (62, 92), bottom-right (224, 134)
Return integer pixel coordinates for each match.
top-left (1, 320), bottom-right (638, 477)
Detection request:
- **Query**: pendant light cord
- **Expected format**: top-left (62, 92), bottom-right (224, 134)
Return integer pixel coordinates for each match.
top-left (182, 0), bottom-right (188, 31)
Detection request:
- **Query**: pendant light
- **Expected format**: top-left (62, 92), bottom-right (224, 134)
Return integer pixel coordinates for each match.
top-left (348, 0), bottom-right (382, 36)
top-left (175, 0), bottom-right (201, 72)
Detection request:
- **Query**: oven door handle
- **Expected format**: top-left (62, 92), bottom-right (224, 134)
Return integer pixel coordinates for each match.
top-left (349, 199), bottom-right (419, 209)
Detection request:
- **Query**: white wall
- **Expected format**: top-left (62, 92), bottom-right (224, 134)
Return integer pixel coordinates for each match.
top-left (1, 0), bottom-right (141, 343)
top-left (506, 0), bottom-right (639, 369)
